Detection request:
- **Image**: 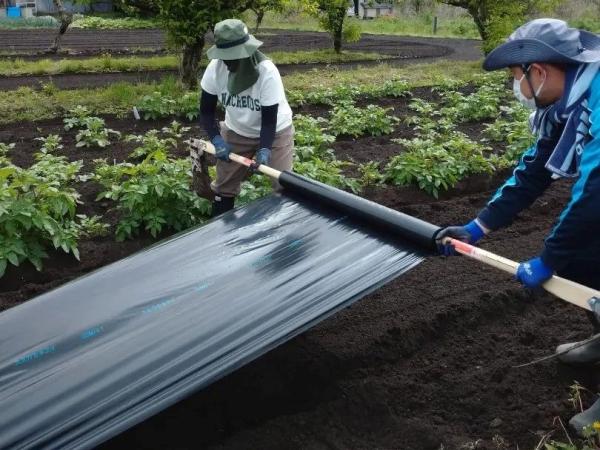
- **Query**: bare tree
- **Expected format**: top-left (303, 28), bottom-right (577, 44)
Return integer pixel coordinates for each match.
top-left (49, 0), bottom-right (91, 54)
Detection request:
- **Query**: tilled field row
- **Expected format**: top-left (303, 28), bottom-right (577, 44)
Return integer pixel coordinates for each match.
top-left (0, 28), bottom-right (479, 60)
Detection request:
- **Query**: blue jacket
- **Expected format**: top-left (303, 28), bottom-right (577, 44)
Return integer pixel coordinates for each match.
top-left (478, 70), bottom-right (600, 272)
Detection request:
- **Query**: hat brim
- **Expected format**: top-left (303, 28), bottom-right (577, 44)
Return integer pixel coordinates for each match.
top-left (483, 32), bottom-right (600, 71)
top-left (206, 35), bottom-right (263, 60)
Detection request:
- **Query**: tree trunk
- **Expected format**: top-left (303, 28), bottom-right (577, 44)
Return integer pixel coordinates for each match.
top-left (180, 36), bottom-right (205, 90)
top-left (49, 0), bottom-right (73, 54)
top-left (254, 9), bottom-right (265, 33)
top-left (440, 0), bottom-right (490, 43)
top-left (467, 2), bottom-right (489, 43)
top-left (354, 0), bottom-right (359, 16)
top-left (332, 6), bottom-right (346, 53)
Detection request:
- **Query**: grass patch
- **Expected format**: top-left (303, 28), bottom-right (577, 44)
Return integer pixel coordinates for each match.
top-left (0, 50), bottom-right (392, 77)
top-left (245, 10), bottom-right (480, 39)
top-left (0, 55), bottom-right (179, 76)
top-left (71, 15), bottom-right (158, 29)
top-left (283, 60), bottom-right (484, 91)
top-left (0, 14), bottom-right (158, 30)
top-left (270, 49), bottom-right (391, 64)
top-left (0, 76), bottom-right (186, 124)
top-left (0, 17), bottom-right (58, 29)
top-left (0, 60), bottom-right (484, 124)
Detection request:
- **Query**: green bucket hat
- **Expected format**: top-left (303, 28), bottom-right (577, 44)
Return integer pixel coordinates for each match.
top-left (207, 19), bottom-right (263, 60)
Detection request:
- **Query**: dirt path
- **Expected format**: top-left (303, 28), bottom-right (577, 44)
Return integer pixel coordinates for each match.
top-left (0, 29), bottom-right (481, 91)
top-left (1, 85), bottom-right (590, 449)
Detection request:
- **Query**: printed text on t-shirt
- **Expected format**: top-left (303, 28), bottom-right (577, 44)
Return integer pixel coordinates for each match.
top-left (221, 93), bottom-right (261, 111)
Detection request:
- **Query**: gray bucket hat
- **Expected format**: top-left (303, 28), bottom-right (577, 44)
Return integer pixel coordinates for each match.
top-left (483, 18), bottom-right (600, 71)
top-left (206, 19), bottom-right (263, 61)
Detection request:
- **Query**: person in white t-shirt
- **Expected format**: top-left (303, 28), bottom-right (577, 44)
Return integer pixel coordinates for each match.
top-left (200, 19), bottom-right (295, 216)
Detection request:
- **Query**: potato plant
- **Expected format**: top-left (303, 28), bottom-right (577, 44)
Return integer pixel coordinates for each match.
top-left (439, 83), bottom-right (503, 122)
top-left (293, 114), bottom-right (336, 161)
top-left (288, 78), bottom-right (410, 107)
top-left (385, 132), bottom-right (495, 198)
top-left (64, 107), bottom-right (121, 148)
top-left (137, 91), bottom-right (200, 121)
top-left (0, 142), bottom-right (86, 277)
top-left (295, 158), bottom-right (361, 194)
top-left (328, 103), bottom-right (398, 137)
top-left (93, 149), bottom-right (211, 241)
top-left (125, 130), bottom-right (177, 159)
top-left (75, 117), bottom-right (121, 148)
top-left (63, 105), bottom-right (92, 131)
top-left (484, 102), bottom-right (536, 162)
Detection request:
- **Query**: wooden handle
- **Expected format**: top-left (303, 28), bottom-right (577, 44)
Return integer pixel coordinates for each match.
top-left (448, 238), bottom-right (597, 311)
top-left (188, 139), bottom-right (282, 180)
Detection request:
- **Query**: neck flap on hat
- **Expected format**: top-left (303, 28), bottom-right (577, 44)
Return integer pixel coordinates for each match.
top-left (227, 51), bottom-right (268, 96)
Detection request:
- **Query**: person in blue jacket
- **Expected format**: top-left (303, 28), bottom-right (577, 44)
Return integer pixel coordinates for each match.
top-left (436, 18), bottom-right (600, 435)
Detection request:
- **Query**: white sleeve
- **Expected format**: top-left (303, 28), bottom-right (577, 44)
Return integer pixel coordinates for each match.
top-left (200, 60), bottom-right (219, 95)
top-left (259, 63), bottom-right (286, 107)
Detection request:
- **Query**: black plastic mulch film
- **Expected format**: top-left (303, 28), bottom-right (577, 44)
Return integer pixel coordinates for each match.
top-left (0, 174), bottom-right (439, 450)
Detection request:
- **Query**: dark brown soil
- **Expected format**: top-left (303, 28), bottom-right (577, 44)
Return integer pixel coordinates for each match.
top-left (0, 30), bottom-right (481, 90)
top-left (1, 87), bottom-right (595, 449)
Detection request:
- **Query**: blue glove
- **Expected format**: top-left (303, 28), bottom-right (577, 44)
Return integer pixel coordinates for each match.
top-left (212, 135), bottom-right (231, 162)
top-left (436, 220), bottom-right (486, 256)
top-left (516, 257), bottom-right (553, 288)
top-left (250, 148), bottom-right (271, 172)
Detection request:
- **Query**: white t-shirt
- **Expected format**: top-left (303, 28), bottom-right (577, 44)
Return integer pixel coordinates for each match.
top-left (200, 59), bottom-right (293, 138)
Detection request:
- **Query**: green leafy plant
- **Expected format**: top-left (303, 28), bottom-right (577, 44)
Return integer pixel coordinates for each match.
top-left (385, 132), bottom-right (495, 198)
top-left (35, 134), bottom-right (63, 153)
top-left (440, 83), bottom-right (503, 122)
top-left (328, 103), bottom-right (398, 137)
top-left (0, 143), bottom-right (84, 277)
top-left (385, 146), bottom-right (462, 197)
top-left (63, 105), bottom-right (92, 130)
top-left (93, 150), bottom-right (211, 241)
top-left (295, 157), bottom-right (361, 194)
top-left (126, 122), bottom-right (190, 159)
top-left (72, 16), bottom-right (158, 30)
top-left (0, 142), bottom-right (13, 161)
top-left (288, 78), bottom-right (410, 107)
top-left (377, 78), bottom-right (411, 98)
top-left (162, 120), bottom-right (191, 139)
top-left (137, 91), bottom-right (200, 120)
top-left (483, 102), bottom-right (536, 163)
top-left (293, 114), bottom-right (335, 153)
top-left (238, 174), bottom-right (273, 206)
top-left (358, 161), bottom-right (383, 188)
top-left (176, 92), bottom-right (201, 121)
top-left (77, 214), bottom-right (110, 238)
top-left (75, 117), bottom-right (121, 148)
top-left (125, 130), bottom-right (176, 159)
top-left (137, 91), bottom-right (178, 120)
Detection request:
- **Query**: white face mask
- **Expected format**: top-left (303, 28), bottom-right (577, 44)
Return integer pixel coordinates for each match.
top-left (513, 72), bottom-right (546, 110)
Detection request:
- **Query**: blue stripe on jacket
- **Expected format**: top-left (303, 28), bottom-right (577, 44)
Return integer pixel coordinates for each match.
top-left (542, 72), bottom-right (600, 271)
top-left (477, 71), bottom-right (600, 272)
